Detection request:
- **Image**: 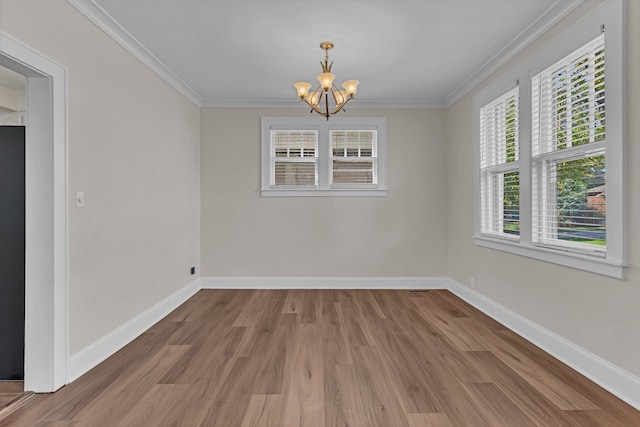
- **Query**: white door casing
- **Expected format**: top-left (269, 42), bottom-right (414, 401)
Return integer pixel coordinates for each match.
top-left (0, 31), bottom-right (68, 392)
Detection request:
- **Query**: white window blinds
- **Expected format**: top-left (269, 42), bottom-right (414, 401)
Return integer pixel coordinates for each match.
top-left (330, 130), bottom-right (377, 185)
top-left (270, 130), bottom-right (318, 187)
top-left (531, 34), bottom-right (606, 254)
top-left (262, 116), bottom-right (387, 196)
top-left (479, 86), bottom-right (520, 238)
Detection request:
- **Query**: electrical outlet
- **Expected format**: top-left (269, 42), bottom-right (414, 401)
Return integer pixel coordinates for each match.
top-left (190, 266), bottom-right (196, 275)
top-left (470, 277), bottom-right (476, 288)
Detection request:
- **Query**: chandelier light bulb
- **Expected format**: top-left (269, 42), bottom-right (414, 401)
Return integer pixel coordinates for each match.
top-left (294, 82), bottom-right (312, 98)
top-left (317, 72), bottom-right (335, 91)
top-left (334, 90), bottom-right (347, 106)
top-left (342, 80), bottom-right (359, 97)
top-left (308, 91), bottom-right (320, 106)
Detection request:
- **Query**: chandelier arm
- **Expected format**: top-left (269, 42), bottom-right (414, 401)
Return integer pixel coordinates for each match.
top-left (329, 85), bottom-right (340, 115)
top-left (295, 42), bottom-right (357, 120)
top-left (302, 98), bottom-right (352, 118)
top-left (330, 83), bottom-right (344, 108)
top-left (310, 83), bottom-right (322, 107)
top-left (340, 96), bottom-right (353, 113)
top-left (332, 95), bottom-right (356, 116)
top-left (299, 98), bottom-right (324, 117)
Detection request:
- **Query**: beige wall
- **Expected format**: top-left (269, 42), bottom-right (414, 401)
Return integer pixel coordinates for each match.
top-left (2, 0), bottom-right (637, 384)
top-left (446, 0), bottom-right (640, 377)
top-left (0, 84), bottom-right (18, 111)
top-left (201, 108), bottom-right (447, 277)
top-left (0, 0), bottom-right (201, 354)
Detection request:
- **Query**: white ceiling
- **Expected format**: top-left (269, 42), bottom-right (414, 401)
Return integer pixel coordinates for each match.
top-left (75, 0), bottom-right (583, 107)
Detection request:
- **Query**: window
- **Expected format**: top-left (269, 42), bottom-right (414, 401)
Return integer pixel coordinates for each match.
top-left (473, 0), bottom-right (625, 278)
top-left (531, 35), bottom-right (606, 255)
top-left (331, 130), bottom-right (377, 186)
top-left (261, 116), bottom-right (386, 196)
top-left (271, 130), bottom-right (317, 187)
top-left (479, 87), bottom-right (520, 238)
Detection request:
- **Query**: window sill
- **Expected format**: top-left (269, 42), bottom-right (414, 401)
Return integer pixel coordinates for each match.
top-left (261, 188), bottom-right (387, 197)
top-left (473, 235), bottom-right (626, 279)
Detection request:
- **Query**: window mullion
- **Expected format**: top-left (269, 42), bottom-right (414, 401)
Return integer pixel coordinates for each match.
top-left (518, 76), bottom-right (532, 245)
top-left (317, 126), bottom-right (330, 190)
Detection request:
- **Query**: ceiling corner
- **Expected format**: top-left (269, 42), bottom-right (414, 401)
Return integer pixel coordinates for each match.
top-left (442, 0), bottom-right (586, 108)
top-left (67, 0), bottom-right (203, 107)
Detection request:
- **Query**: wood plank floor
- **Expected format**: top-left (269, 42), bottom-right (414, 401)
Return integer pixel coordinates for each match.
top-left (2, 289), bottom-right (638, 426)
top-left (0, 382), bottom-right (24, 413)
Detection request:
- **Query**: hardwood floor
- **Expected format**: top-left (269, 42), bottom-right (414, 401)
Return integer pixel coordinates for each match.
top-left (0, 382), bottom-right (34, 423)
top-left (2, 289), bottom-right (638, 426)
top-left (0, 382), bottom-right (24, 412)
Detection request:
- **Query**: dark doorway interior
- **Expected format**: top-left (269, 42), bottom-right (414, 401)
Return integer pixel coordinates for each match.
top-left (0, 125), bottom-right (25, 381)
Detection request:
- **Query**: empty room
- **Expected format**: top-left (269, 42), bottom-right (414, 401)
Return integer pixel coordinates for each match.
top-left (0, 0), bottom-right (639, 425)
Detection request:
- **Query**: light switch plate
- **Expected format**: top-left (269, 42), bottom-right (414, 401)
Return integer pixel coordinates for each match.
top-left (75, 191), bottom-right (85, 208)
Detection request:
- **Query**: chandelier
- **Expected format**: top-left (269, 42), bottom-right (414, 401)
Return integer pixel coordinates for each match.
top-left (294, 42), bottom-right (359, 120)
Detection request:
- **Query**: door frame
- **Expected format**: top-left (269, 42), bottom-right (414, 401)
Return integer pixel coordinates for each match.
top-left (0, 31), bottom-right (68, 392)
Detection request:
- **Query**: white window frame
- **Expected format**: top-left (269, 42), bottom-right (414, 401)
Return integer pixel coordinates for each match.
top-left (478, 85), bottom-right (520, 240)
top-left (261, 116), bottom-right (387, 197)
top-left (531, 35), bottom-right (606, 257)
top-left (472, 0), bottom-right (626, 278)
top-left (269, 129), bottom-right (318, 189)
top-left (330, 129), bottom-right (378, 188)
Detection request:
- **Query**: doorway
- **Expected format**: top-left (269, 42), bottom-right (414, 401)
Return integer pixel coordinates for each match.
top-left (0, 33), bottom-right (68, 392)
top-left (0, 125), bottom-right (25, 382)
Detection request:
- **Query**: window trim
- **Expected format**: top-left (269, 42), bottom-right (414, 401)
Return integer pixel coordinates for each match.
top-left (261, 116), bottom-right (387, 197)
top-left (269, 129), bottom-right (319, 188)
top-left (478, 84), bottom-right (520, 240)
top-left (472, 0), bottom-right (626, 278)
top-left (329, 128), bottom-right (378, 188)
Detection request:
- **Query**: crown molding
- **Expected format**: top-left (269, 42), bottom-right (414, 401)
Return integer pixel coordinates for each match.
top-left (338, 99), bottom-right (446, 109)
top-left (443, 0), bottom-right (585, 108)
top-left (200, 99), bottom-right (304, 109)
top-left (200, 99), bottom-right (445, 109)
top-left (67, 0), bottom-right (203, 106)
top-left (67, 0), bottom-right (584, 111)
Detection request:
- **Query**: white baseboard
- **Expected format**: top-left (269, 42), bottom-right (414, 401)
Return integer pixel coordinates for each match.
top-left (446, 278), bottom-right (640, 411)
top-left (65, 275), bottom-right (640, 412)
top-left (201, 276), bottom-right (449, 290)
top-left (67, 278), bottom-right (201, 383)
